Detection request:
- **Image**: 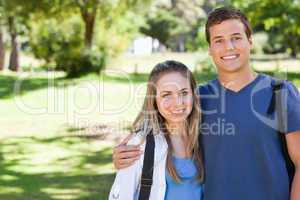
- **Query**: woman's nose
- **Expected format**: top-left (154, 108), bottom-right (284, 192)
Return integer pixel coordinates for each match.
top-left (176, 95), bottom-right (184, 105)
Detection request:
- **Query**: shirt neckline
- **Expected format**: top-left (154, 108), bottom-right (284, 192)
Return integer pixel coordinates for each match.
top-left (216, 73), bottom-right (262, 94)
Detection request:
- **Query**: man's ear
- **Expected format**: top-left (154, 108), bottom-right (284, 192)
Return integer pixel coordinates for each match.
top-left (208, 45), bottom-right (212, 56)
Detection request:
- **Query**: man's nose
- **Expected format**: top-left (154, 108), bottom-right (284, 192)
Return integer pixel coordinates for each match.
top-left (224, 39), bottom-right (235, 50)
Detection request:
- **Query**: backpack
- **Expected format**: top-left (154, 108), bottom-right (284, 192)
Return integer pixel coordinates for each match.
top-left (267, 79), bottom-right (295, 186)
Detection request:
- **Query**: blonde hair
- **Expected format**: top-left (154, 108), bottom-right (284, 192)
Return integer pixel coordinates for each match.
top-left (132, 60), bottom-right (204, 183)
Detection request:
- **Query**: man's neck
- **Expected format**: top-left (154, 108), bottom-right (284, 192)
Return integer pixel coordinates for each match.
top-left (217, 66), bottom-right (257, 92)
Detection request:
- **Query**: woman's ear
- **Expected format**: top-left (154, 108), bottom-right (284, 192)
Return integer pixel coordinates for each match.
top-left (248, 36), bottom-right (253, 47)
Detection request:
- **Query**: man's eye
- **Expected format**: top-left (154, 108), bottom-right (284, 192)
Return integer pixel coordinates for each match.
top-left (162, 94), bottom-right (170, 98)
top-left (233, 37), bottom-right (242, 41)
top-left (215, 40), bottom-right (222, 43)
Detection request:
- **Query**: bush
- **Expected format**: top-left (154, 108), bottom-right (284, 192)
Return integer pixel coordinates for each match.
top-left (185, 25), bottom-right (208, 51)
top-left (29, 16), bottom-right (107, 77)
top-left (56, 47), bottom-right (106, 78)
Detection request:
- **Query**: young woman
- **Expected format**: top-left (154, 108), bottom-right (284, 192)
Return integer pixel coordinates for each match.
top-left (109, 60), bottom-right (204, 200)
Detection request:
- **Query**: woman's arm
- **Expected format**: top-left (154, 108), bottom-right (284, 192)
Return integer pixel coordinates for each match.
top-left (109, 135), bottom-right (145, 200)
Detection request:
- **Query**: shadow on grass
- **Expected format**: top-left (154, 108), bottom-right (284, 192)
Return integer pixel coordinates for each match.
top-left (102, 70), bottom-right (218, 85)
top-left (1, 70), bottom-right (299, 100)
top-left (0, 75), bottom-right (82, 99)
top-left (0, 135), bottom-right (116, 200)
top-left (101, 70), bottom-right (300, 86)
top-left (0, 73), bottom-right (150, 100)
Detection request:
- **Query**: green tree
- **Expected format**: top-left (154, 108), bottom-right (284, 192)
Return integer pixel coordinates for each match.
top-left (0, 27), bottom-right (4, 71)
top-left (68, 0), bottom-right (151, 49)
top-left (232, 0), bottom-right (300, 57)
top-left (0, 0), bottom-right (37, 71)
top-left (141, 0), bottom-right (205, 51)
top-left (28, 0), bottom-right (151, 77)
top-left (0, 9), bottom-right (5, 71)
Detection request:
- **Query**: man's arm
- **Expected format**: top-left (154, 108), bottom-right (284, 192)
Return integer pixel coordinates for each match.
top-left (286, 131), bottom-right (300, 200)
top-left (112, 134), bottom-right (142, 169)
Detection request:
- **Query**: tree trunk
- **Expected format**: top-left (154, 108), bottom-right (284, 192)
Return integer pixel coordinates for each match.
top-left (287, 36), bottom-right (298, 58)
top-left (290, 48), bottom-right (297, 58)
top-left (81, 8), bottom-right (97, 49)
top-left (0, 27), bottom-right (5, 71)
top-left (176, 34), bottom-right (185, 52)
top-left (202, 0), bottom-right (215, 15)
top-left (8, 16), bottom-right (19, 72)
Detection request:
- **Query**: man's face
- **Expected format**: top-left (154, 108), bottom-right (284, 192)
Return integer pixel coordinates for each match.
top-left (208, 19), bottom-right (252, 73)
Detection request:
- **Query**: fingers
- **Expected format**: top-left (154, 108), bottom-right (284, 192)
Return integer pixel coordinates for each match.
top-left (114, 144), bottom-right (140, 154)
top-left (116, 157), bottom-right (140, 169)
top-left (116, 150), bottom-right (142, 160)
top-left (120, 133), bottom-right (134, 145)
top-left (113, 144), bottom-right (142, 170)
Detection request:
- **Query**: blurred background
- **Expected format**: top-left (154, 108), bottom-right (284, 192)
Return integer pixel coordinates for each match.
top-left (0, 0), bottom-right (299, 199)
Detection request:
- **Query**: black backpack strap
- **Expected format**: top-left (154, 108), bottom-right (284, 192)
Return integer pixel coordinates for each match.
top-left (267, 79), bottom-right (282, 115)
top-left (269, 79), bottom-right (295, 186)
top-left (138, 132), bottom-right (155, 200)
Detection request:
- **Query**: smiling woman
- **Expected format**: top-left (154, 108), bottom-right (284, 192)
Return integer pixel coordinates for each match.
top-left (108, 60), bottom-right (204, 200)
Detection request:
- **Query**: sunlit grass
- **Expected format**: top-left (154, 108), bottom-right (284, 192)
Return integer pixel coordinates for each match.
top-left (0, 65), bottom-right (299, 199)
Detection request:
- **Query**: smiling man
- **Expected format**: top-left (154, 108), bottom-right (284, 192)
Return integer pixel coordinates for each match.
top-left (111, 7), bottom-right (300, 200)
top-left (199, 7), bottom-right (300, 200)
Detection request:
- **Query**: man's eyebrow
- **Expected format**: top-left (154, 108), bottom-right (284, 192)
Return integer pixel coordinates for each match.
top-left (231, 33), bottom-right (242, 36)
top-left (212, 35), bottom-right (223, 40)
top-left (212, 33), bottom-right (243, 40)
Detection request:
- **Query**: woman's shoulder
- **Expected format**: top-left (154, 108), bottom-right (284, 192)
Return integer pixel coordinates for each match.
top-left (127, 130), bottom-right (167, 149)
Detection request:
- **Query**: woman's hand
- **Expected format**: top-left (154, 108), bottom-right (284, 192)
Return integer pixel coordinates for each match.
top-left (112, 134), bottom-right (142, 169)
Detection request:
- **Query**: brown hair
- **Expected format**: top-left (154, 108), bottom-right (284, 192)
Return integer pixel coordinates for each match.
top-left (205, 6), bottom-right (253, 44)
top-left (132, 60), bottom-right (204, 183)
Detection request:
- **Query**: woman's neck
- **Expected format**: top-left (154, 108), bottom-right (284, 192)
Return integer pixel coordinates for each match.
top-left (166, 122), bottom-right (186, 136)
top-left (166, 122), bottom-right (190, 158)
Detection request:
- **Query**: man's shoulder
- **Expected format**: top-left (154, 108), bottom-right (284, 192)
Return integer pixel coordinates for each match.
top-left (259, 73), bottom-right (299, 91)
top-left (197, 79), bottom-right (219, 95)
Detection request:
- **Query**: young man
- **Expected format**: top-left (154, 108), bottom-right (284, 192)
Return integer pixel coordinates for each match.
top-left (112, 7), bottom-right (300, 200)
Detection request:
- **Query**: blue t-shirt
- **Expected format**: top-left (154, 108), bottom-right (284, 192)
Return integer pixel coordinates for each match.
top-left (199, 73), bottom-right (300, 200)
top-left (164, 156), bottom-right (203, 200)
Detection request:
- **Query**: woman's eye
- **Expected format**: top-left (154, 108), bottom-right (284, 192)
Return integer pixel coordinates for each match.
top-left (182, 91), bottom-right (188, 96)
top-left (215, 40), bottom-right (222, 43)
top-left (162, 94), bottom-right (170, 98)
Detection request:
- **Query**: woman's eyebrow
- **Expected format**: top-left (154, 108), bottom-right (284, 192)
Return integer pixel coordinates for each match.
top-left (160, 90), bottom-right (172, 94)
top-left (159, 88), bottom-right (188, 93)
top-left (179, 88), bottom-right (189, 91)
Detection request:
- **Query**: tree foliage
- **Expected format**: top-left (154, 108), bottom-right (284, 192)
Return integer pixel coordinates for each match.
top-left (0, 0), bottom-right (151, 77)
top-left (232, 0), bottom-right (300, 57)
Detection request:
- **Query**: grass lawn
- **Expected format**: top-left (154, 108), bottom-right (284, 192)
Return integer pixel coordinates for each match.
top-left (0, 74), bottom-right (127, 200)
top-left (0, 61), bottom-right (300, 199)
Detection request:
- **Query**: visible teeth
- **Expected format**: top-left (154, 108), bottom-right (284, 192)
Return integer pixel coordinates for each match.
top-left (172, 109), bottom-right (185, 114)
top-left (222, 55), bottom-right (237, 60)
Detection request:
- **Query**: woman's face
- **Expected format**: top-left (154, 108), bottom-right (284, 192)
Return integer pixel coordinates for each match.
top-left (155, 72), bottom-right (193, 126)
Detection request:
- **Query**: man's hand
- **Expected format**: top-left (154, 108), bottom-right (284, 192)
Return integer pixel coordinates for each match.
top-left (113, 134), bottom-right (142, 169)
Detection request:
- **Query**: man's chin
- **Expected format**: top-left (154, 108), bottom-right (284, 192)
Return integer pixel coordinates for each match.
top-left (217, 65), bottom-right (243, 73)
